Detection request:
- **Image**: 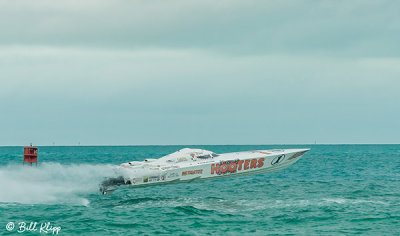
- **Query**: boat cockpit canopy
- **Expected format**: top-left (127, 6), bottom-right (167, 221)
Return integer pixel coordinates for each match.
top-left (160, 148), bottom-right (218, 162)
top-left (197, 153), bottom-right (219, 159)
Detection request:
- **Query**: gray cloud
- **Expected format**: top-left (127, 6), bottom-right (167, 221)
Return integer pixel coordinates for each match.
top-left (1, 0), bottom-right (399, 56)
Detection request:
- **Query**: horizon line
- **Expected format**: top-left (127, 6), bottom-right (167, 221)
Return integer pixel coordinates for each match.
top-left (1, 143), bottom-right (399, 147)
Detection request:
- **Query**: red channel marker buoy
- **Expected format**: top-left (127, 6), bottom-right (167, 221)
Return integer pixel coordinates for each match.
top-left (23, 143), bottom-right (38, 167)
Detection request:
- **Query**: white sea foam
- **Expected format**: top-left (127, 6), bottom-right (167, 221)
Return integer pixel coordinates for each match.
top-left (0, 162), bottom-right (117, 205)
top-left (322, 198), bottom-right (388, 205)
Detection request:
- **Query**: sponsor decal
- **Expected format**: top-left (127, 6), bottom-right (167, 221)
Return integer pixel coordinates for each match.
top-left (162, 165), bottom-right (180, 170)
top-left (167, 172), bottom-right (179, 178)
top-left (176, 157), bottom-right (187, 162)
top-left (148, 176), bottom-right (159, 182)
top-left (287, 151), bottom-right (307, 160)
top-left (182, 169), bottom-right (203, 176)
top-left (211, 158), bottom-right (264, 175)
top-left (251, 151), bottom-right (272, 155)
top-left (143, 175), bottom-right (165, 183)
top-left (271, 155), bottom-right (285, 165)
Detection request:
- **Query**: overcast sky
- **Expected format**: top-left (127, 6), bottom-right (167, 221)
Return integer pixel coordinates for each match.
top-left (1, 0), bottom-right (399, 145)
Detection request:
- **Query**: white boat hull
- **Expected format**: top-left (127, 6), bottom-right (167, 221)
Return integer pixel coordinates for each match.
top-left (100, 148), bottom-right (309, 194)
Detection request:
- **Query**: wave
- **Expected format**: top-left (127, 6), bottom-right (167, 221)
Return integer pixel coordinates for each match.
top-left (109, 196), bottom-right (389, 214)
top-left (0, 162), bottom-right (117, 205)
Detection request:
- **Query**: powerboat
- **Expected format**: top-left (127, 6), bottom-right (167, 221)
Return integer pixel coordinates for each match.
top-left (100, 148), bottom-right (309, 194)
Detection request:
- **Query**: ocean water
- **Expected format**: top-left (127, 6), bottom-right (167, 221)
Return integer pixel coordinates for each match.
top-left (0, 145), bottom-right (399, 235)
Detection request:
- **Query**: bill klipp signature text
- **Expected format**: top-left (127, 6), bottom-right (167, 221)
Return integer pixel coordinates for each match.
top-left (6, 221), bottom-right (61, 234)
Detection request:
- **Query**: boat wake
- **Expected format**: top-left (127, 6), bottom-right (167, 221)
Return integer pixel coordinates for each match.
top-left (0, 162), bottom-right (117, 205)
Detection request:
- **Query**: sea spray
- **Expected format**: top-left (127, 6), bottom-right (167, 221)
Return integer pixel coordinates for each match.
top-left (0, 163), bottom-right (118, 205)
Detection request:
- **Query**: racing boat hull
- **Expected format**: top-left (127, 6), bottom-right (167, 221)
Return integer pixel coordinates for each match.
top-left (100, 148), bottom-right (309, 194)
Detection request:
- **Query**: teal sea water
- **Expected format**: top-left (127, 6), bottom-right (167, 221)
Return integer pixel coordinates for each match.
top-left (0, 145), bottom-right (399, 235)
